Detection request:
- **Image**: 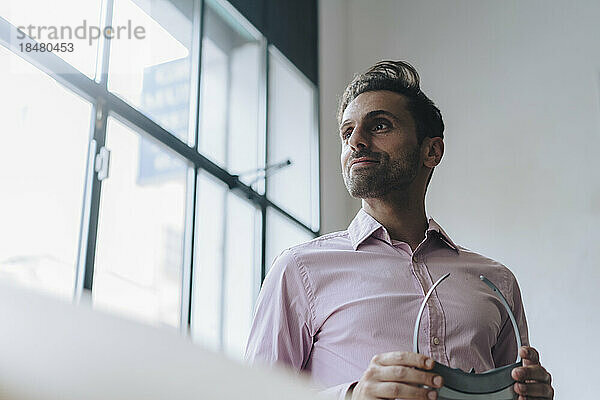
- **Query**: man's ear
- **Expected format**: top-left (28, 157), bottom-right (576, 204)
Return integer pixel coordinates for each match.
top-left (422, 137), bottom-right (444, 168)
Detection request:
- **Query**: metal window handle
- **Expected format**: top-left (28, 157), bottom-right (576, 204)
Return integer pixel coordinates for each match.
top-left (94, 146), bottom-right (111, 181)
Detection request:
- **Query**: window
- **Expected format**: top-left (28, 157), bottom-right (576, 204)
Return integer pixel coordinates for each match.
top-left (0, 0), bottom-right (319, 359)
top-left (0, 0), bottom-right (103, 78)
top-left (198, 0), bottom-right (265, 190)
top-left (267, 48), bottom-right (320, 231)
top-left (108, 0), bottom-right (196, 144)
top-left (92, 117), bottom-right (190, 329)
top-left (192, 182), bottom-right (262, 358)
top-left (191, 171), bottom-right (227, 348)
top-left (0, 46), bottom-right (92, 298)
top-left (221, 193), bottom-right (262, 357)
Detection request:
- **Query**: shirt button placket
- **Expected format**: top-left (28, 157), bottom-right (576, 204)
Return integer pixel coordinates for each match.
top-left (411, 254), bottom-right (433, 356)
top-left (413, 255), bottom-right (449, 365)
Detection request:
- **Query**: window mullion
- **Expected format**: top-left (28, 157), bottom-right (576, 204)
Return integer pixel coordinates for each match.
top-left (96, 0), bottom-right (114, 87)
top-left (80, 101), bottom-right (109, 295)
top-left (182, 0), bottom-right (204, 336)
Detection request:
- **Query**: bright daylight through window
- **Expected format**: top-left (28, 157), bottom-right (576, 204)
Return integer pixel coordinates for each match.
top-left (0, 0), bottom-right (319, 359)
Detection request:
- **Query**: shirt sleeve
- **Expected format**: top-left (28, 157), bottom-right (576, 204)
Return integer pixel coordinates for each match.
top-left (492, 268), bottom-right (530, 367)
top-left (244, 249), bottom-right (315, 371)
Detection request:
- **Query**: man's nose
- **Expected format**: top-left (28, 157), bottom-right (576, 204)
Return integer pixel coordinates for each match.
top-left (347, 126), bottom-right (370, 151)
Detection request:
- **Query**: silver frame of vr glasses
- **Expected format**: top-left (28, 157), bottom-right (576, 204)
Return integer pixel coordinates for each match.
top-left (412, 273), bottom-right (523, 399)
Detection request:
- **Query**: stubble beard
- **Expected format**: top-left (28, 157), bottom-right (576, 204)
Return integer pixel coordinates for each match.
top-left (343, 146), bottom-right (421, 199)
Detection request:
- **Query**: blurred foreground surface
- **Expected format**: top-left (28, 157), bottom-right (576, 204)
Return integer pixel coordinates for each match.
top-left (0, 282), bottom-right (320, 400)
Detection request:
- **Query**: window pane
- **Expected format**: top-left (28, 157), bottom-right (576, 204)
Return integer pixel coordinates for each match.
top-left (0, 0), bottom-right (102, 78)
top-left (191, 177), bottom-right (261, 359)
top-left (191, 171), bottom-right (226, 350)
top-left (198, 0), bottom-right (264, 190)
top-left (222, 193), bottom-right (261, 359)
top-left (108, 0), bottom-right (196, 144)
top-left (267, 48), bottom-right (319, 230)
top-left (0, 47), bottom-right (92, 298)
top-left (93, 116), bottom-right (190, 329)
top-left (266, 208), bottom-right (314, 273)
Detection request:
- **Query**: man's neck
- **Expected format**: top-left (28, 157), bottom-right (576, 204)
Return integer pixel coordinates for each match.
top-left (362, 191), bottom-right (428, 251)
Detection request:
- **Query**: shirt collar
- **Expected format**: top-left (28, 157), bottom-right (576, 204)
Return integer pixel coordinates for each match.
top-left (347, 208), bottom-right (459, 253)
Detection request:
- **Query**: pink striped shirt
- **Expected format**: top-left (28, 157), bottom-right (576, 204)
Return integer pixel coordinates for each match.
top-left (245, 209), bottom-right (529, 399)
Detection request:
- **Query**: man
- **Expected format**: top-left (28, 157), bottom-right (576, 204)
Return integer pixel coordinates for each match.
top-left (245, 61), bottom-right (553, 400)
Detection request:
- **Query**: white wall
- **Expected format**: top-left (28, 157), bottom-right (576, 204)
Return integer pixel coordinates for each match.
top-left (318, 0), bottom-right (357, 234)
top-left (319, 1), bottom-right (600, 398)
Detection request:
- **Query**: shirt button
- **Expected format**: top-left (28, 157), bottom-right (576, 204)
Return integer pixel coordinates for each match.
top-left (432, 337), bottom-right (440, 345)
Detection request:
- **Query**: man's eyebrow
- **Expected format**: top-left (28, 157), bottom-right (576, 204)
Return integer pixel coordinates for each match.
top-left (364, 110), bottom-right (402, 122)
top-left (339, 110), bottom-right (402, 130)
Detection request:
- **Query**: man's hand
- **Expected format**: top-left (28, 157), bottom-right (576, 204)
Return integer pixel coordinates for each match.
top-left (350, 351), bottom-right (443, 400)
top-left (512, 346), bottom-right (554, 399)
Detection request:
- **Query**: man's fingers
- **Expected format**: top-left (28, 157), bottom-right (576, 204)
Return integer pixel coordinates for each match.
top-left (371, 365), bottom-right (443, 388)
top-left (512, 348), bottom-right (554, 399)
top-left (514, 381), bottom-right (554, 398)
top-left (357, 353), bottom-right (440, 400)
top-left (512, 365), bottom-right (551, 383)
top-left (372, 351), bottom-right (434, 370)
top-left (519, 346), bottom-right (540, 365)
top-left (367, 381), bottom-right (437, 400)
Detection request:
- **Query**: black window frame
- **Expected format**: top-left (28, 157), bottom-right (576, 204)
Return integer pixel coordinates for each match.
top-left (0, 0), bottom-right (320, 337)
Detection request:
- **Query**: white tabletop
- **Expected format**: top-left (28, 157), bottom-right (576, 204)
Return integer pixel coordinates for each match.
top-left (0, 283), bottom-right (319, 400)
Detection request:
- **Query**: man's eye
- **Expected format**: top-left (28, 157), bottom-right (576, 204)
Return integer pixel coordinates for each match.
top-left (373, 122), bottom-right (389, 131)
top-left (341, 128), bottom-right (353, 139)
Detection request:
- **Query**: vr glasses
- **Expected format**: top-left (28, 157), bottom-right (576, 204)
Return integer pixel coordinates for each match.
top-left (412, 274), bottom-right (522, 400)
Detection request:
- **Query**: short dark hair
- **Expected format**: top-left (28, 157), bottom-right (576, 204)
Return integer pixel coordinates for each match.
top-left (338, 60), bottom-right (444, 145)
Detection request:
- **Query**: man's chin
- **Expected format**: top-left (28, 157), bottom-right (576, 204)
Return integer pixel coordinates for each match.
top-left (345, 184), bottom-right (388, 199)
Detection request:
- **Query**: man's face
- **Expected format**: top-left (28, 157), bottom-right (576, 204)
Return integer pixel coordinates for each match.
top-left (339, 90), bottom-right (422, 198)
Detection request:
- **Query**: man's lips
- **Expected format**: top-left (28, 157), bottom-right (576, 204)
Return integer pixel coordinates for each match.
top-left (350, 157), bottom-right (379, 167)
